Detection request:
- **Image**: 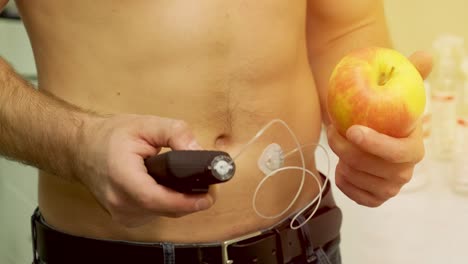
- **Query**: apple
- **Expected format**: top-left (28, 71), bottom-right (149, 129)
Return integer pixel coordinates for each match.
top-left (327, 47), bottom-right (426, 138)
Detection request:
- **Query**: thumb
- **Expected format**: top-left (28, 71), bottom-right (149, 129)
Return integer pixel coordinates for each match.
top-left (408, 51), bottom-right (433, 80)
top-left (141, 117), bottom-right (203, 150)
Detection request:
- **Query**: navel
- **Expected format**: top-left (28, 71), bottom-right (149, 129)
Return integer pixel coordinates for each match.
top-left (214, 134), bottom-right (231, 150)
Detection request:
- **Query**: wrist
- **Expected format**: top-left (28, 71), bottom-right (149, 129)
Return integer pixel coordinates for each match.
top-left (69, 112), bottom-right (106, 181)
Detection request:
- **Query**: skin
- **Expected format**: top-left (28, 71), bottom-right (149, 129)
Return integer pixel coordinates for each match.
top-left (0, 0), bottom-right (432, 243)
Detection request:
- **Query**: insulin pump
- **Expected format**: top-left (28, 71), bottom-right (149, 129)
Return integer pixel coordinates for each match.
top-left (144, 150), bottom-right (236, 193)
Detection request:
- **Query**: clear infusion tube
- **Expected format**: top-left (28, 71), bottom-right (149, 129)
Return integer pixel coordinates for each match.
top-left (229, 119), bottom-right (330, 230)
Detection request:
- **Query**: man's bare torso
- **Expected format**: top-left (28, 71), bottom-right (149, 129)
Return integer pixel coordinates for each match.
top-left (16, 0), bottom-right (323, 243)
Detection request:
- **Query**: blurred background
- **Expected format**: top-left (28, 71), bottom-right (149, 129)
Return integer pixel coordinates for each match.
top-left (1, 0), bottom-right (467, 263)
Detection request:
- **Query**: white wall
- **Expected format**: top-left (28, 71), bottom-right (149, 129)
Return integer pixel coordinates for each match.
top-left (0, 159), bottom-right (37, 264)
top-left (385, 0), bottom-right (468, 55)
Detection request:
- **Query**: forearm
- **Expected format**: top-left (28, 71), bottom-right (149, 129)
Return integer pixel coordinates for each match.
top-left (306, 0), bottom-right (392, 124)
top-left (0, 58), bottom-right (94, 180)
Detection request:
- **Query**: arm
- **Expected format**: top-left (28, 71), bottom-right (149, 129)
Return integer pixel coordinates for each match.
top-left (0, 1), bottom-right (81, 176)
top-left (0, 58), bottom-right (213, 225)
top-left (306, 0), bottom-right (392, 124)
top-left (307, 0), bottom-right (433, 206)
top-left (0, 58), bottom-right (90, 180)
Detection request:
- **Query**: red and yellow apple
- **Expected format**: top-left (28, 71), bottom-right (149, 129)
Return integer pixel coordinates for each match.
top-left (327, 47), bottom-right (426, 138)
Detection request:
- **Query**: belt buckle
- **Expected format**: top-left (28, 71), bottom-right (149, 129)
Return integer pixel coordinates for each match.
top-left (221, 230), bottom-right (262, 264)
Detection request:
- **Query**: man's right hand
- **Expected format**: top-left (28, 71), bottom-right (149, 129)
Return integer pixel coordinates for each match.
top-left (0, 57), bottom-right (211, 227)
top-left (75, 115), bottom-right (215, 227)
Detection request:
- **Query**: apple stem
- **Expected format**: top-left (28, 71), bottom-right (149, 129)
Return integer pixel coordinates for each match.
top-left (379, 66), bottom-right (395, 86)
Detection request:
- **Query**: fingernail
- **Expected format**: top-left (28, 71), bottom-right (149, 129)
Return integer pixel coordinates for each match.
top-left (347, 126), bottom-right (364, 144)
top-left (195, 198), bottom-right (211, 211)
top-left (188, 140), bottom-right (203, 150)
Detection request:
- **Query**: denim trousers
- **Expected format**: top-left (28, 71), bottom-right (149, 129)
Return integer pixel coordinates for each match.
top-left (37, 237), bottom-right (341, 264)
top-left (287, 236), bottom-right (341, 264)
top-left (285, 213), bottom-right (341, 264)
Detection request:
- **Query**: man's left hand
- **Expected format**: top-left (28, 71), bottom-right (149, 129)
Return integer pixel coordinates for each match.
top-left (327, 51), bottom-right (433, 207)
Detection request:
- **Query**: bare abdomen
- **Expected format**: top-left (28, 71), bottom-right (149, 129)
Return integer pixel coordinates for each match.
top-left (20, 0), bottom-right (323, 242)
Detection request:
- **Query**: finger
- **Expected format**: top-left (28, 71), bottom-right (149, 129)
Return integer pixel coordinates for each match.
top-left (345, 124), bottom-right (424, 164)
top-left (140, 117), bottom-right (203, 150)
top-left (133, 138), bottom-right (160, 158)
top-left (129, 177), bottom-right (214, 217)
top-left (408, 51), bottom-right (433, 80)
top-left (116, 154), bottom-right (214, 216)
top-left (328, 125), bottom-right (387, 176)
top-left (335, 168), bottom-right (384, 208)
top-left (142, 182), bottom-right (214, 217)
top-left (328, 125), bottom-right (413, 181)
top-left (136, 171), bottom-right (213, 216)
top-left (337, 161), bottom-right (402, 201)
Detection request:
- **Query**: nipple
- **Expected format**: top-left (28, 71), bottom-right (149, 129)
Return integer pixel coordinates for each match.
top-left (257, 143), bottom-right (285, 175)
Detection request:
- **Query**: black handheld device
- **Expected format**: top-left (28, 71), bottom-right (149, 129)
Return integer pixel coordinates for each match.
top-left (144, 150), bottom-right (236, 193)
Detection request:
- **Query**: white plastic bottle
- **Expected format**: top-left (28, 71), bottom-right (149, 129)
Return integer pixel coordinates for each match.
top-left (453, 57), bottom-right (468, 194)
top-left (429, 35), bottom-right (465, 160)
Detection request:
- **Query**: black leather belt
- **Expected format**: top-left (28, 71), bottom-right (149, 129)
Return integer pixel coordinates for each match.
top-left (32, 179), bottom-right (342, 264)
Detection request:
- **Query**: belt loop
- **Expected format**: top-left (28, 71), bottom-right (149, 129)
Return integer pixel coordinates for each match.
top-left (162, 242), bottom-right (176, 264)
top-left (295, 214), bottom-right (317, 263)
top-left (273, 227), bottom-right (284, 263)
top-left (31, 207), bottom-right (40, 264)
